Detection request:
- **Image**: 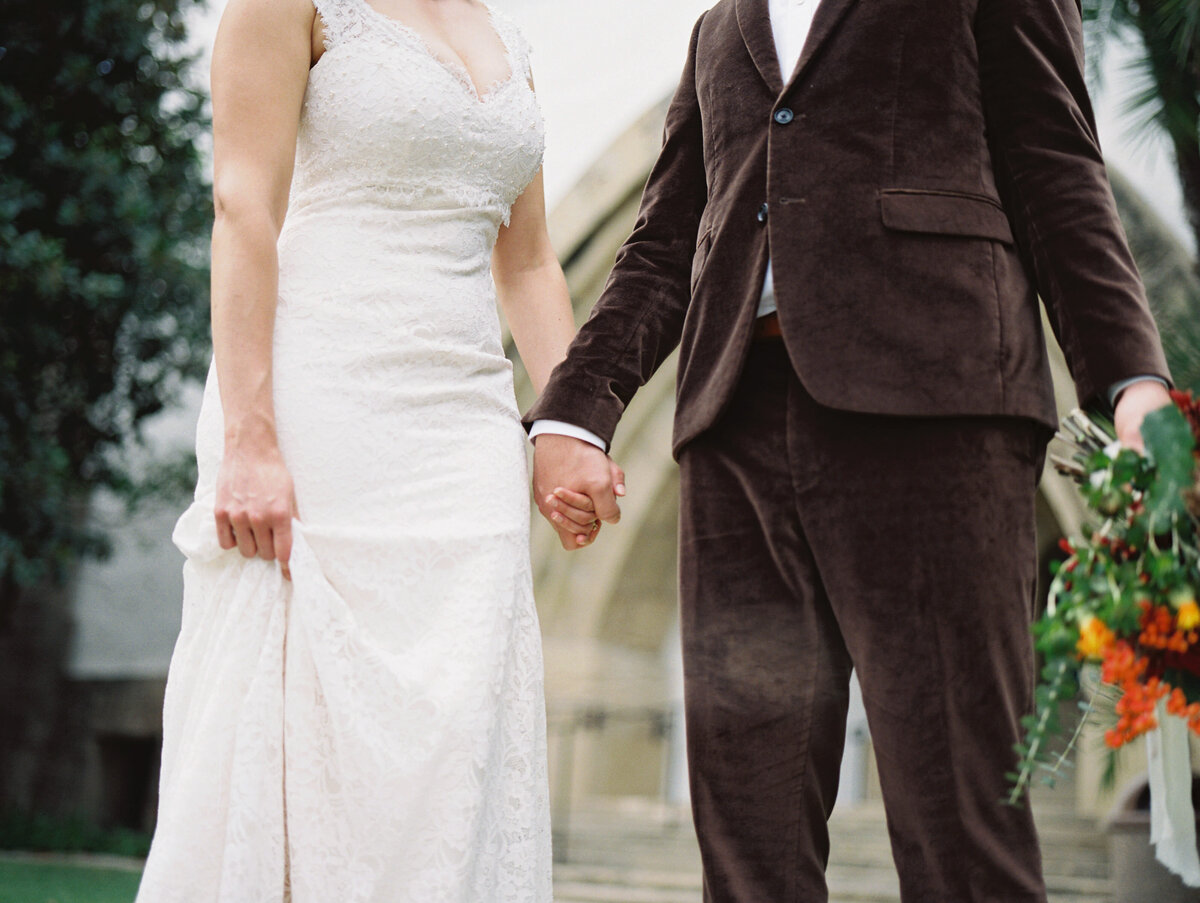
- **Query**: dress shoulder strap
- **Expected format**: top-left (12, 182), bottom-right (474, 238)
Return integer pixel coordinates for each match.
top-left (312, 0), bottom-right (364, 50)
top-left (487, 6), bottom-right (534, 83)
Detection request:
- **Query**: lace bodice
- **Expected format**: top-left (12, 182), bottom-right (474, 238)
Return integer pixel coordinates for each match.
top-left (292, 0), bottom-right (544, 227)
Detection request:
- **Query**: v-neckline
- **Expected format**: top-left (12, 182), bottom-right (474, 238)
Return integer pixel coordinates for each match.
top-left (354, 0), bottom-right (517, 104)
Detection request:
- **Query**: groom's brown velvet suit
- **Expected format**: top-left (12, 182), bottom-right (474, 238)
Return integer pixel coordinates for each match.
top-left (527, 0), bottom-right (1170, 900)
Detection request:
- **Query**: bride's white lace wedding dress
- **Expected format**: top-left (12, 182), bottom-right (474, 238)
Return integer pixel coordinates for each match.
top-left (135, 2), bottom-right (551, 900)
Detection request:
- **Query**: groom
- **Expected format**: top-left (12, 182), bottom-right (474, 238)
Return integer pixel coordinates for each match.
top-left (527, 0), bottom-right (1171, 900)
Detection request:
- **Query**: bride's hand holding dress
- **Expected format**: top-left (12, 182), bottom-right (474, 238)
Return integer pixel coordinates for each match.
top-left (206, 0), bottom-right (311, 576)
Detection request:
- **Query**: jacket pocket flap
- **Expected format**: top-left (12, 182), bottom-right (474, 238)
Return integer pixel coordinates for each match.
top-left (879, 190), bottom-right (1014, 244)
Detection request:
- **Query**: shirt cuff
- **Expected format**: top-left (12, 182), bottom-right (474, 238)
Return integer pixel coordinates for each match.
top-left (1108, 376), bottom-right (1169, 407)
top-left (528, 420), bottom-right (608, 452)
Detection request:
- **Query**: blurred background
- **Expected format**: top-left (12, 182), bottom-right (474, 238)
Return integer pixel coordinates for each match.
top-left (3, 1), bottom-right (1200, 901)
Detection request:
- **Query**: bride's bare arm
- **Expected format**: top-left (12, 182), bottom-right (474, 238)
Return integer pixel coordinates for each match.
top-left (209, 0), bottom-right (314, 574)
top-left (493, 169), bottom-right (625, 548)
top-left (492, 169), bottom-right (575, 396)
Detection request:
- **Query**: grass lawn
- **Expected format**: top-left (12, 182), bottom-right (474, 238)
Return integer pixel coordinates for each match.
top-left (0, 861), bottom-right (141, 903)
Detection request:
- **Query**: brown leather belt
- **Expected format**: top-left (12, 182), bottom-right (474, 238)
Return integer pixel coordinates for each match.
top-left (753, 312), bottom-right (783, 340)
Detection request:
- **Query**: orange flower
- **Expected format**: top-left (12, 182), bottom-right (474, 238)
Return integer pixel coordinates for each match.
top-left (1102, 641), bottom-right (1146, 685)
top-left (1139, 601), bottom-right (1198, 652)
top-left (1100, 641), bottom-right (1171, 748)
top-left (1167, 687), bottom-right (1200, 738)
top-left (1106, 677), bottom-right (1170, 748)
top-left (1140, 603), bottom-right (1192, 651)
top-left (1076, 616), bottom-right (1116, 660)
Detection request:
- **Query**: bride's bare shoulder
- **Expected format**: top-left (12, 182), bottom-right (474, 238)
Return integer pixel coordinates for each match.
top-left (215, 0), bottom-right (320, 64)
top-left (219, 0), bottom-right (319, 27)
top-left (209, 0), bottom-right (320, 225)
top-left (212, 0), bottom-right (325, 76)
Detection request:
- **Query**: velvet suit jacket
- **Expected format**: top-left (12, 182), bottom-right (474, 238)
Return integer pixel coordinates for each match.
top-left (525, 0), bottom-right (1171, 457)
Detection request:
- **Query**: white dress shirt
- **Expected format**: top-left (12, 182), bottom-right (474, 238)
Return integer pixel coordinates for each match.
top-left (757, 0), bottom-right (819, 318)
top-left (529, 0), bottom-right (1162, 450)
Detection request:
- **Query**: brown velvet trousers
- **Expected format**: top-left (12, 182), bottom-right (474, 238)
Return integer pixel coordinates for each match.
top-left (678, 338), bottom-right (1049, 903)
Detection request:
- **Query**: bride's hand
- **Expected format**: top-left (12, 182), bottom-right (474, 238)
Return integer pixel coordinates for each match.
top-left (214, 427), bottom-right (299, 579)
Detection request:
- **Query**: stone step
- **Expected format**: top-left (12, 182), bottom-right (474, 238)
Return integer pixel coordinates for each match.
top-left (0, 800), bottom-right (1113, 903)
top-left (827, 845), bottom-right (1108, 874)
top-left (554, 870), bottom-right (1112, 903)
top-left (553, 795), bottom-right (1114, 903)
top-left (554, 883), bottom-right (699, 903)
top-left (555, 866), bottom-right (701, 890)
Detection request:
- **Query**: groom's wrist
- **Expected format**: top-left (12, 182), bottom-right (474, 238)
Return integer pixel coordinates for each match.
top-left (528, 419), bottom-right (608, 452)
top-left (1108, 375), bottom-right (1169, 408)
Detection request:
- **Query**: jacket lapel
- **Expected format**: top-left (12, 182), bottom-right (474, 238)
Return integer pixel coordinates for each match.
top-left (736, 0), bottom-right (783, 95)
top-left (784, 0), bottom-right (860, 91)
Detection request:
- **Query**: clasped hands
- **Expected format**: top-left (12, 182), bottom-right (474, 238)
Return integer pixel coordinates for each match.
top-left (532, 434), bottom-right (626, 550)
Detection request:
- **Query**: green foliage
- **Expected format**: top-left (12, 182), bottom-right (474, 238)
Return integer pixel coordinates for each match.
top-left (1084, 0), bottom-right (1200, 134)
top-left (1141, 403), bottom-right (1196, 525)
top-left (1109, 171), bottom-right (1200, 394)
top-left (0, 0), bottom-right (212, 592)
top-left (1084, 2), bottom-right (1200, 396)
top-left (0, 809), bottom-right (150, 857)
top-left (1083, 0), bottom-right (1200, 252)
top-left (1006, 659), bottom-right (1080, 805)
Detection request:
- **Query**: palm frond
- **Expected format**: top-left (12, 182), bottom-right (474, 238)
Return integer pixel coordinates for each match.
top-left (1084, 0), bottom-right (1200, 255)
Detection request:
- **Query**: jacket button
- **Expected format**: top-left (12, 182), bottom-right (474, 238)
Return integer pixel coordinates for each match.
top-left (773, 108), bottom-right (795, 125)
top-left (757, 202), bottom-right (768, 224)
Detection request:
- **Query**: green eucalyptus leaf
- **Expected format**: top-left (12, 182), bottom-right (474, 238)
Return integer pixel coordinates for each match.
top-left (1141, 405), bottom-right (1196, 525)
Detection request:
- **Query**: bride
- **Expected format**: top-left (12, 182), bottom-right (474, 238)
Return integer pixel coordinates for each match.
top-left (136, 0), bottom-right (617, 899)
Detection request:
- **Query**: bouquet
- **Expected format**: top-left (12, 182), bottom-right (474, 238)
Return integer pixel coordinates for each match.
top-left (1010, 391), bottom-right (1200, 805)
